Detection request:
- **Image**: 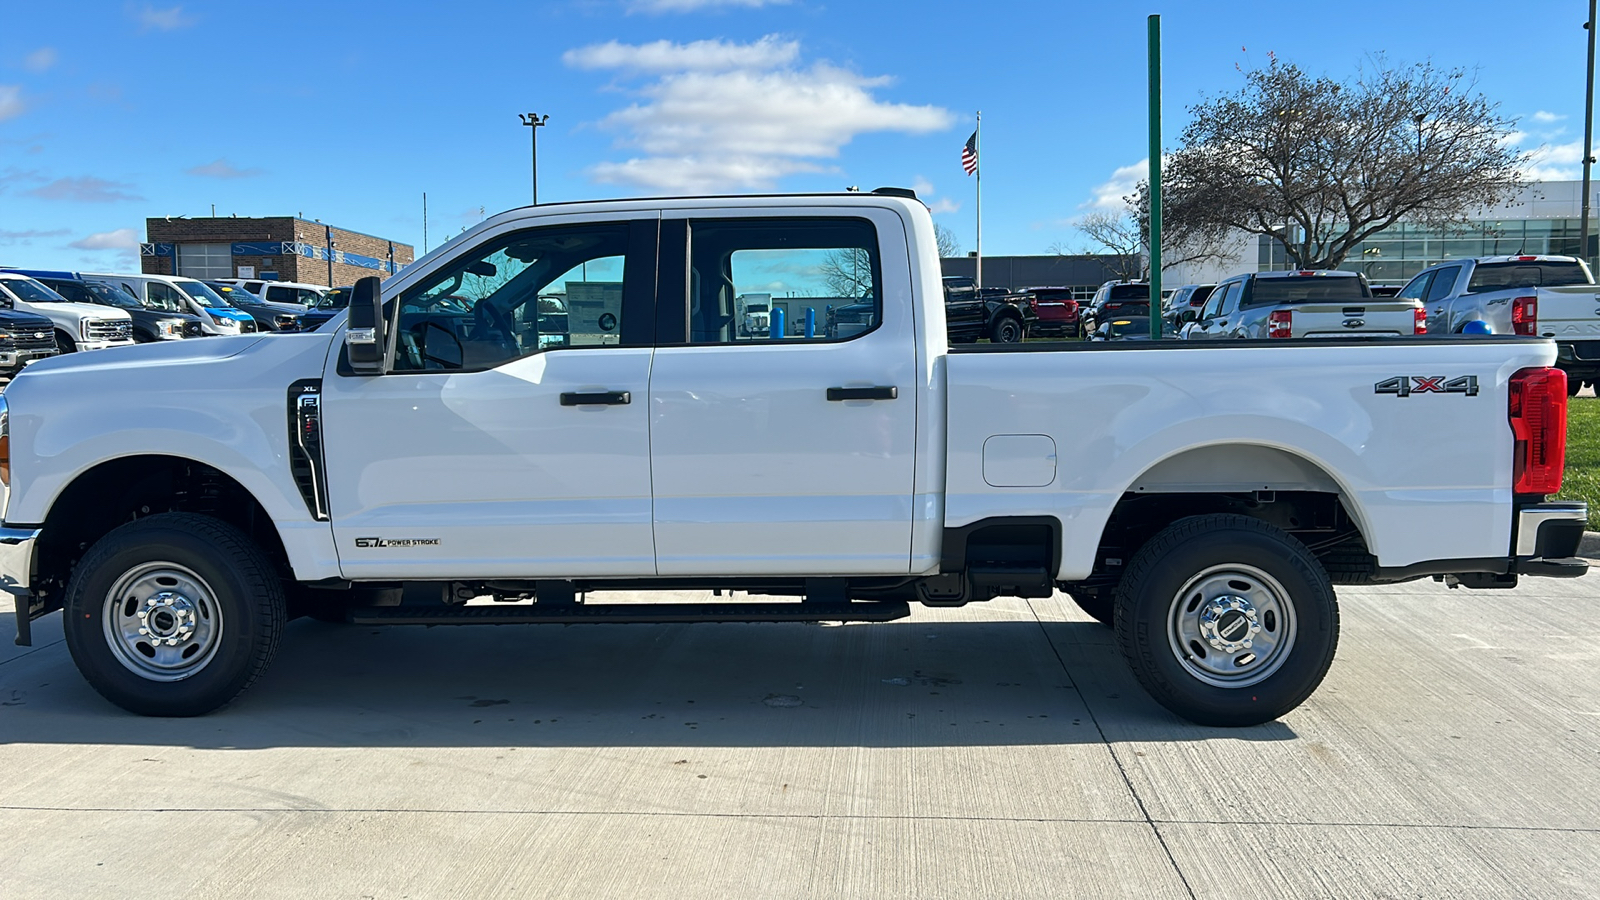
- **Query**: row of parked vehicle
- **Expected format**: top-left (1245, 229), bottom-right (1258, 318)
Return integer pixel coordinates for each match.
top-left (0, 268), bottom-right (355, 380)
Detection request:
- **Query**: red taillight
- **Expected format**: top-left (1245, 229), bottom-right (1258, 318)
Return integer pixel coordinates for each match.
top-left (1509, 367), bottom-right (1567, 494)
top-left (1511, 296), bottom-right (1537, 335)
top-left (1268, 309), bottom-right (1293, 338)
top-left (1413, 306), bottom-right (1427, 334)
top-left (1513, 255), bottom-right (1538, 261)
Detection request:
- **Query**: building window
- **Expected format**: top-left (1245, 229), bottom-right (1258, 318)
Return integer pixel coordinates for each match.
top-left (176, 243), bottom-right (233, 279)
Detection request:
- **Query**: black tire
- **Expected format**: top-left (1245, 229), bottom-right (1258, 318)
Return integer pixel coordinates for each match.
top-left (62, 512), bottom-right (286, 716)
top-left (1113, 514), bottom-right (1339, 727)
top-left (990, 315), bottom-right (1024, 343)
top-left (1067, 591), bottom-right (1115, 627)
top-left (56, 332), bottom-right (77, 353)
top-left (1569, 375), bottom-right (1583, 397)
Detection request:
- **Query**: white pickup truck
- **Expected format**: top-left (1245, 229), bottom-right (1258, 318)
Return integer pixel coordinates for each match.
top-left (0, 191), bottom-right (1587, 725)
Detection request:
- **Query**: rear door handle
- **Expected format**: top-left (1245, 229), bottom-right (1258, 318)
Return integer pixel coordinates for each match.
top-left (827, 386), bottom-right (898, 401)
top-left (560, 391), bottom-right (631, 406)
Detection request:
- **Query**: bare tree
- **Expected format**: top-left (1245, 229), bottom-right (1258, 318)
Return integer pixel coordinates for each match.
top-left (819, 247), bottom-right (873, 297)
top-left (1163, 56), bottom-right (1526, 270)
top-left (1072, 210), bottom-right (1146, 281)
top-left (934, 223), bottom-right (962, 258)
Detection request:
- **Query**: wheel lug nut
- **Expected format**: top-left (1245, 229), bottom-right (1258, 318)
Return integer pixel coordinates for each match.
top-left (137, 628), bottom-right (149, 636)
top-left (137, 610), bottom-right (148, 619)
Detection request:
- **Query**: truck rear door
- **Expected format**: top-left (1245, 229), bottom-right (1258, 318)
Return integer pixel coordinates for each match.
top-left (647, 208), bottom-right (919, 575)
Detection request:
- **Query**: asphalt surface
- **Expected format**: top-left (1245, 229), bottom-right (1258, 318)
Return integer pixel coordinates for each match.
top-left (2, 576), bottom-right (1598, 899)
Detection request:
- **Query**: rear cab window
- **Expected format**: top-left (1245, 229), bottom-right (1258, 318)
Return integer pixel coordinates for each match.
top-left (1244, 275), bottom-right (1370, 307)
top-left (1466, 261), bottom-right (1591, 292)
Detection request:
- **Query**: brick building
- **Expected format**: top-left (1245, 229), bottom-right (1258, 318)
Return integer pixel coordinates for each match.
top-left (141, 217), bottom-right (415, 287)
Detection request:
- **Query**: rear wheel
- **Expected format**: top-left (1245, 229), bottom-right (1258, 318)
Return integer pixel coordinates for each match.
top-left (1113, 514), bottom-right (1339, 726)
top-left (990, 315), bottom-right (1024, 343)
top-left (62, 513), bottom-right (286, 716)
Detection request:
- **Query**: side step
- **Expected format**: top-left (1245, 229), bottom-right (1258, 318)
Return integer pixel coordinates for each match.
top-left (347, 600), bottom-right (911, 626)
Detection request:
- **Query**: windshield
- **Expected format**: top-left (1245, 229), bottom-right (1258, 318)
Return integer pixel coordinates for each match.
top-left (176, 279), bottom-right (232, 308)
top-left (1467, 261), bottom-right (1591, 292)
top-left (317, 289), bottom-right (350, 310)
top-left (1248, 276), bottom-right (1369, 305)
top-left (1, 277), bottom-right (68, 303)
top-left (85, 282), bottom-right (143, 309)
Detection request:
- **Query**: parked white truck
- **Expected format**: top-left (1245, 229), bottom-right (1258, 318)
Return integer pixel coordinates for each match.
top-left (0, 191), bottom-right (1587, 725)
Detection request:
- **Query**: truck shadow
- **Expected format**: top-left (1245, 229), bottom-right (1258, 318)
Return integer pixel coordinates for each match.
top-left (0, 612), bottom-right (1298, 749)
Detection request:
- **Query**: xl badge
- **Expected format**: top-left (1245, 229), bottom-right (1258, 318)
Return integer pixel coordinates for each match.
top-left (1374, 375), bottom-right (1479, 397)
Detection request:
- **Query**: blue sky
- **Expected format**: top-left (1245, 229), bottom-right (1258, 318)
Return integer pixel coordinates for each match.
top-left (0, 1), bottom-right (1592, 272)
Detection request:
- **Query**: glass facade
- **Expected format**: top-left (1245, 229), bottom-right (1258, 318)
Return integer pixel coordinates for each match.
top-left (1258, 219), bottom-right (1600, 283)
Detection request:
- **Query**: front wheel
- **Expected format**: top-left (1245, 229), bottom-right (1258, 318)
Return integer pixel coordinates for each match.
top-left (62, 513), bottom-right (287, 716)
top-left (56, 332), bottom-right (77, 353)
top-left (1113, 514), bottom-right (1339, 726)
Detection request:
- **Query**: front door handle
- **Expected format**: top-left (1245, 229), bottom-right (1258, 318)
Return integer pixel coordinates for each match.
top-left (561, 391), bottom-right (631, 406)
top-left (827, 386), bottom-right (898, 401)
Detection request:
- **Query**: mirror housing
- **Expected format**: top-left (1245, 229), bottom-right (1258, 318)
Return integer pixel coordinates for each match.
top-left (1179, 308), bottom-right (1199, 324)
top-left (345, 276), bottom-right (385, 374)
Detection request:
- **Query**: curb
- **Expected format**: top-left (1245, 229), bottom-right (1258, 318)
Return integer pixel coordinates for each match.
top-left (1581, 531), bottom-right (1600, 561)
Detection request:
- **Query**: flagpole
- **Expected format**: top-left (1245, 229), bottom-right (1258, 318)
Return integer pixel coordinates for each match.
top-left (975, 111), bottom-right (982, 291)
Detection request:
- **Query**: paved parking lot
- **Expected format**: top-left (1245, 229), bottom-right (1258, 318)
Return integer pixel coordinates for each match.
top-left (3, 576), bottom-right (1598, 899)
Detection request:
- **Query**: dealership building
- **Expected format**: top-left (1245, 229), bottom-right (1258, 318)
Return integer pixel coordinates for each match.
top-left (141, 217), bottom-right (415, 287)
top-left (1161, 179), bottom-right (1600, 288)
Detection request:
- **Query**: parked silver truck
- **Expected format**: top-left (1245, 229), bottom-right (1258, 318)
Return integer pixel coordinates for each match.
top-left (1404, 255), bottom-right (1600, 393)
top-left (1181, 270), bottom-right (1425, 340)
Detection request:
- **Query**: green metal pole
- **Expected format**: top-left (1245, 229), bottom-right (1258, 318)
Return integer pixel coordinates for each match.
top-left (1147, 14), bottom-right (1163, 339)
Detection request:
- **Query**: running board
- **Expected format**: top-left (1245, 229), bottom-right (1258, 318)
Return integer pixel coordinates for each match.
top-left (346, 600), bottom-right (911, 626)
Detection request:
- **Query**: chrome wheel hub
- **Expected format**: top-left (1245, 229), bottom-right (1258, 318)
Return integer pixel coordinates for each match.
top-left (1167, 564), bottom-right (1297, 689)
top-left (103, 562), bottom-right (223, 682)
top-left (1198, 596), bottom-right (1261, 654)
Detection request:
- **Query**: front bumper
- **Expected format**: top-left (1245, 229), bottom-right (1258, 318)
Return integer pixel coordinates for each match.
top-left (0, 526), bottom-right (41, 646)
top-left (0, 348), bottom-right (59, 373)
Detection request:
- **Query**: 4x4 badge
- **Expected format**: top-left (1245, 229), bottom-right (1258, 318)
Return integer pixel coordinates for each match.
top-left (1374, 375), bottom-right (1479, 397)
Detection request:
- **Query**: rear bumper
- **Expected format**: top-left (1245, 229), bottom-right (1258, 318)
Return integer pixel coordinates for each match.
top-left (0, 526), bottom-right (40, 646)
top-left (1516, 501), bottom-right (1588, 558)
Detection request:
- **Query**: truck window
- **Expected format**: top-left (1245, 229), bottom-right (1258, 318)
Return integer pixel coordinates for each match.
top-left (1108, 284), bottom-right (1150, 302)
top-left (1397, 272), bottom-right (1434, 300)
top-left (1245, 276), bottom-right (1369, 306)
top-left (686, 218), bottom-right (880, 343)
top-left (392, 221), bottom-right (637, 373)
top-left (1200, 284), bottom-right (1229, 319)
top-left (147, 282), bottom-right (185, 311)
top-left (1466, 261), bottom-right (1590, 292)
top-left (1425, 267), bottom-right (1460, 303)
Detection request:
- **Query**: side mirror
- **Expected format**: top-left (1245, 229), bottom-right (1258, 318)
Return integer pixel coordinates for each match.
top-left (1179, 308), bottom-right (1199, 324)
top-left (346, 276), bottom-right (386, 374)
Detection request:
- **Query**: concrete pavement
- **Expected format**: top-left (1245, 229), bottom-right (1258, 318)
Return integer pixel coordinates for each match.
top-left (2, 577), bottom-right (1598, 899)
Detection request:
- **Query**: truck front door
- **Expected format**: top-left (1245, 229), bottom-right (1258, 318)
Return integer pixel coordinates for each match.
top-left (320, 214), bottom-right (661, 579)
top-left (647, 210), bottom-right (920, 576)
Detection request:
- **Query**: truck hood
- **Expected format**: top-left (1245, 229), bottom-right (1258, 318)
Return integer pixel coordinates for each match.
top-left (17, 332), bottom-right (268, 378)
top-left (17, 300), bottom-right (131, 321)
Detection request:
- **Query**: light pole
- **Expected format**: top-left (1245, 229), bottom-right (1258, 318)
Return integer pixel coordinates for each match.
top-left (1582, 2), bottom-right (1596, 268)
top-left (518, 113), bottom-right (549, 205)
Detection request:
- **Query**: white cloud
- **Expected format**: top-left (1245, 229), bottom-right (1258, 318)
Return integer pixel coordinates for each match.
top-left (910, 177), bottom-right (959, 214)
top-left (186, 158), bottom-right (264, 179)
top-left (1083, 159), bottom-right (1147, 211)
top-left (23, 48), bottom-right (56, 73)
top-left (1520, 139), bottom-right (1585, 182)
top-left (630, 0), bottom-right (791, 12)
top-left (563, 35), bottom-right (798, 72)
top-left (133, 5), bottom-right (195, 31)
top-left (573, 40), bottom-right (952, 193)
top-left (0, 86), bottom-right (23, 122)
top-left (1532, 110), bottom-right (1567, 124)
top-left (70, 228), bottom-right (139, 250)
top-left (928, 197), bottom-right (960, 214)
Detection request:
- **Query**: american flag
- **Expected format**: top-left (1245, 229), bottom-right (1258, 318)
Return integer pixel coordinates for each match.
top-left (961, 131), bottom-right (978, 176)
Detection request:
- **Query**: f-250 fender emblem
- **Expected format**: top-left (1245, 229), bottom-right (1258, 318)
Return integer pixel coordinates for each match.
top-left (1374, 375), bottom-right (1479, 398)
top-left (355, 537), bottom-right (441, 548)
